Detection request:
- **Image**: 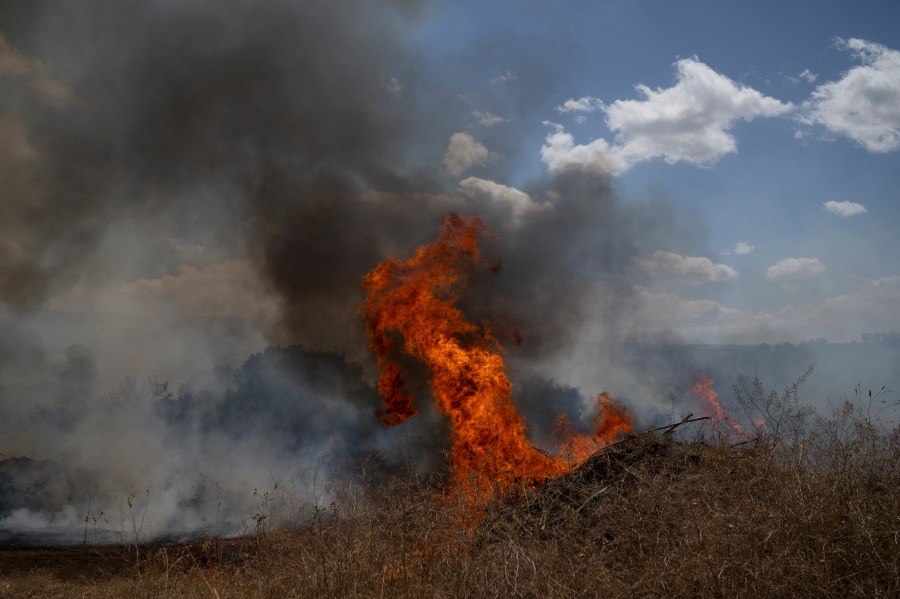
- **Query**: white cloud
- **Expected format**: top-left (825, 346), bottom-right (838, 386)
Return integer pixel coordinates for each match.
top-left (798, 38), bottom-right (900, 152)
top-left (442, 132), bottom-right (496, 176)
top-left (635, 287), bottom-right (775, 343)
top-left (458, 177), bottom-right (553, 223)
top-left (799, 68), bottom-right (818, 83)
top-left (556, 96), bottom-right (605, 114)
top-left (823, 200), bottom-right (868, 217)
top-left (492, 70), bottom-right (517, 84)
top-left (471, 111), bottom-right (508, 127)
top-left (634, 250), bottom-right (738, 283)
top-left (733, 242), bottom-right (755, 255)
top-left (788, 68), bottom-right (818, 84)
top-left (776, 276), bottom-right (900, 341)
top-left (635, 275), bottom-right (900, 344)
top-left (723, 242), bottom-right (756, 255)
top-left (827, 275), bottom-right (900, 307)
top-left (542, 58), bottom-right (793, 174)
top-left (541, 125), bottom-right (626, 174)
top-left (766, 257), bottom-right (826, 281)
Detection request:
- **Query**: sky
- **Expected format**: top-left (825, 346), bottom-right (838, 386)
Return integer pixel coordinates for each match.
top-left (413, 0), bottom-right (900, 344)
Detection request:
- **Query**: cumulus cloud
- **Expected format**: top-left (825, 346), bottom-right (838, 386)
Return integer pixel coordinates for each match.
top-left (634, 250), bottom-right (738, 283)
top-left (722, 241), bottom-right (756, 255)
top-left (637, 275), bottom-right (900, 344)
top-left (733, 242), bottom-right (755, 255)
top-left (766, 257), bottom-right (826, 280)
top-left (798, 38), bottom-right (900, 152)
top-left (471, 111), bottom-right (508, 127)
top-left (442, 132), bottom-right (496, 176)
top-left (556, 96), bottom-right (605, 114)
top-left (635, 287), bottom-right (775, 343)
top-left (825, 275), bottom-right (900, 308)
top-left (600, 57), bottom-right (793, 160)
top-left (837, 278), bottom-right (900, 322)
top-left (541, 124), bottom-right (625, 174)
top-left (776, 276), bottom-right (900, 340)
top-left (788, 68), bottom-right (818, 84)
top-left (799, 68), bottom-right (818, 83)
top-left (542, 57), bottom-right (793, 175)
top-left (458, 177), bottom-right (553, 222)
top-left (823, 200), bottom-right (868, 217)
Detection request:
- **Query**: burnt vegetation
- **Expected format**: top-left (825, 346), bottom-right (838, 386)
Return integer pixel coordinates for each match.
top-left (2, 374), bottom-right (898, 598)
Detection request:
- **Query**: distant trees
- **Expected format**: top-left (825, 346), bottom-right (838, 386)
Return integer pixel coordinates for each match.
top-left (861, 332), bottom-right (900, 345)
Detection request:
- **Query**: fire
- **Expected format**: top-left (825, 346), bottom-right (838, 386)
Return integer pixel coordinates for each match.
top-left (689, 374), bottom-right (743, 435)
top-left (362, 214), bottom-right (631, 503)
top-left (557, 393), bottom-right (633, 463)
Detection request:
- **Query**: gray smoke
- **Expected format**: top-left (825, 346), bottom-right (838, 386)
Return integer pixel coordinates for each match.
top-left (0, 339), bottom-right (425, 545)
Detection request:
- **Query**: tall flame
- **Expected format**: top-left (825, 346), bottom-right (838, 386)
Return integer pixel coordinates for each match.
top-left (363, 214), bottom-right (631, 502)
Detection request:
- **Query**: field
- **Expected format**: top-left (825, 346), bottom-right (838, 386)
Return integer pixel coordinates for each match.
top-left (2, 378), bottom-right (898, 599)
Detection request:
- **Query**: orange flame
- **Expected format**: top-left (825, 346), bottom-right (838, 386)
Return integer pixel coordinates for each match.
top-left (689, 373), bottom-right (743, 435)
top-left (557, 392), bottom-right (633, 463)
top-left (363, 214), bottom-right (631, 503)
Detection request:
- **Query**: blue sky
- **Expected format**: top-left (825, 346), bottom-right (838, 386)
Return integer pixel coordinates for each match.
top-left (415, 0), bottom-right (900, 342)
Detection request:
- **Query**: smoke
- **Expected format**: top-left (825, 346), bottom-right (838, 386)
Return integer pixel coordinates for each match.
top-left (0, 0), bottom-right (786, 543)
top-left (1, 0), bottom-right (436, 307)
top-left (0, 340), bottom-right (430, 545)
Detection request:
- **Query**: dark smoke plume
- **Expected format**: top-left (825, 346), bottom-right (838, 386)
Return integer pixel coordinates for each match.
top-left (1, 0), bottom-right (442, 314)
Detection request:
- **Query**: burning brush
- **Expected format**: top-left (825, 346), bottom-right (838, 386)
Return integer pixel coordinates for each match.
top-left (362, 214), bottom-right (633, 504)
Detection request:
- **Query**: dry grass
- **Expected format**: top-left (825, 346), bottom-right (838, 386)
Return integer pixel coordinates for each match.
top-left (2, 383), bottom-right (898, 598)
